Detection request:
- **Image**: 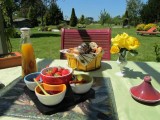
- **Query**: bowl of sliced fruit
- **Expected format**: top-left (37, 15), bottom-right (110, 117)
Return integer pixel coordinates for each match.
top-left (40, 66), bottom-right (73, 85)
top-left (69, 74), bottom-right (93, 94)
top-left (35, 83), bottom-right (66, 106)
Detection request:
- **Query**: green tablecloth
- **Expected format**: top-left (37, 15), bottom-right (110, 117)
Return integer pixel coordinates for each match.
top-left (0, 59), bottom-right (160, 120)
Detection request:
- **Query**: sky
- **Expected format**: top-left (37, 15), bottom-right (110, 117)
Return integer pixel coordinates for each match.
top-left (57, 0), bottom-right (148, 21)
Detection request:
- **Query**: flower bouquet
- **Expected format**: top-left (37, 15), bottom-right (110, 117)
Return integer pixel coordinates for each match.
top-left (110, 32), bottom-right (140, 76)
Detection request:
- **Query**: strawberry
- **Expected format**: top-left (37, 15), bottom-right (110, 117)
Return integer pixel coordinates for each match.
top-left (54, 72), bottom-right (62, 76)
top-left (58, 66), bottom-right (64, 72)
top-left (51, 67), bottom-right (58, 75)
top-left (46, 72), bottom-right (52, 76)
top-left (62, 69), bottom-right (70, 76)
top-left (35, 74), bottom-right (41, 81)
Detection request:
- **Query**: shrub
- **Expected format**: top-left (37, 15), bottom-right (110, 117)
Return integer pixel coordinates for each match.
top-left (77, 24), bottom-right (86, 28)
top-left (6, 27), bottom-right (20, 38)
top-left (157, 26), bottom-right (160, 32)
top-left (48, 27), bottom-right (52, 31)
top-left (156, 22), bottom-right (160, 31)
top-left (38, 26), bottom-right (52, 31)
top-left (144, 23), bottom-right (157, 31)
top-left (136, 24), bottom-right (146, 31)
top-left (44, 26), bottom-right (49, 31)
top-left (57, 23), bottom-right (67, 30)
top-left (154, 43), bottom-right (160, 62)
top-left (38, 28), bottom-right (42, 31)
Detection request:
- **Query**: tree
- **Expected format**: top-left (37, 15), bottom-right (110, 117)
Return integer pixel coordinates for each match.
top-left (0, 4), bottom-right (8, 54)
top-left (20, 0), bottom-right (46, 25)
top-left (0, 0), bottom-right (19, 27)
top-left (140, 0), bottom-right (160, 23)
top-left (126, 0), bottom-right (143, 26)
top-left (41, 0), bottom-right (58, 26)
top-left (69, 8), bottom-right (78, 27)
top-left (99, 9), bottom-right (111, 26)
top-left (79, 15), bottom-right (85, 24)
top-left (85, 17), bottom-right (94, 25)
top-left (122, 10), bottom-right (129, 27)
top-left (49, 2), bottom-right (63, 25)
top-left (140, 4), bottom-right (150, 23)
top-left (28, 6), bottom-right (38, 27)
top-left (45, 2), bottom-right (63, 25)
top-left (45, 11), bottom-right (52, 25)
top-left (112, 15), bottom-right (122, 25)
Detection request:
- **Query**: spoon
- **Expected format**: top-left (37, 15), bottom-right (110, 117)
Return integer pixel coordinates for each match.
top-left (33, 78), bottom-right (50, 96)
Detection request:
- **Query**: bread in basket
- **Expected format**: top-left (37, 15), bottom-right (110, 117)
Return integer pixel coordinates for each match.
top-left (61, 42), bottom-right (103, 71)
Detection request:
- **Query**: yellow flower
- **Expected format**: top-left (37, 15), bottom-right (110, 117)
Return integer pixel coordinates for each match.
top-left (126, 36), bottom-right (140, 50)
top-left (110, 33), bottom-right (140, 57)
top-left (110, 45), bottom-right (120, 54)
top-left (111, 34), bottom-right (120, 46)
top-left (121, 32), bottom-right (130, 39)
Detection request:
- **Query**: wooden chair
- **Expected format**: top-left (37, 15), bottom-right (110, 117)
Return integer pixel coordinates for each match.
top-left (60, 28), bottom-right (111, 60)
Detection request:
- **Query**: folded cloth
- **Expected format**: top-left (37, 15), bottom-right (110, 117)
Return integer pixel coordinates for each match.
top-left (75, 53), bottom-right (96, 66)
top-left (60, 49), bottom-right (101, 66)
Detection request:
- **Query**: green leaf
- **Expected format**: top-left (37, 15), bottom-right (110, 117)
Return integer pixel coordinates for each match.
top-left (130, 50), bottom-right (138, 56)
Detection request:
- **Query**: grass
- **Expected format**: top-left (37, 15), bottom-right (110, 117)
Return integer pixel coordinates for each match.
top-left (10, 25), bottom-right (160, 62)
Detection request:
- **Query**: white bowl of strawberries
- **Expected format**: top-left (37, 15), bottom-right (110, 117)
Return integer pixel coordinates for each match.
top-left (40, 66), bottom-right (73, 85)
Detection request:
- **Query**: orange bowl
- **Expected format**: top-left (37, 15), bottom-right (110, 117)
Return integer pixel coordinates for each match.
top-left (40, 66), bottom-right (73, 85)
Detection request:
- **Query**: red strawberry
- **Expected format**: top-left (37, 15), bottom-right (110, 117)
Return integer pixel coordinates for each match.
top-left (54, 72), bottom-right (62, 76)
top-left (58, 66), bottom-right (64, 72)
top-left (46, 73), bottom-right (52, 76)
top-left (51, 67), bottom-right (58, 75)
top-left (62, 69), bottom-right (70, 76)
top-left (35, 74), bottom-right (41, 81)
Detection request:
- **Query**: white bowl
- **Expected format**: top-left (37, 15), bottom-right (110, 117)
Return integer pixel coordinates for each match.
top-left (35, 83), bottom-right (66, 106)
top-left (70, 74), bottom-right (93, 94)
top-left (24, 72), bottom-right (42, 91)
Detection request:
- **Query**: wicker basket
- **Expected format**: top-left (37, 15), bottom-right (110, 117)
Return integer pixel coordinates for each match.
top-left (66, 52), bottom-right (103, 71)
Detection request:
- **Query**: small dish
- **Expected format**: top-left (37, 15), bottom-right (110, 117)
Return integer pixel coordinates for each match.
top-left (35, 83), bottom-right (66, 106)
top-left (130, 76), bottom-right (160, 103)
top-left (24, 72), bottom-right (42, 91)
top-left (70, 74), bottom-right (93, 94)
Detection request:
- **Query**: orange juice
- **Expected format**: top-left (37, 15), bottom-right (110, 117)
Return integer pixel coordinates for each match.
top-left (21, 43), bottom-right (37, 77)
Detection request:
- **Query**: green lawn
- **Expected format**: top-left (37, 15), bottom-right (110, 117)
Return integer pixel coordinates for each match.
top-left (10, 25), bottom-right (160, 62)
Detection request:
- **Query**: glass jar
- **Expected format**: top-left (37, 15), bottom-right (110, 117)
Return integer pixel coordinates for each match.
top-left (20, 28), bottom-right (37, 77)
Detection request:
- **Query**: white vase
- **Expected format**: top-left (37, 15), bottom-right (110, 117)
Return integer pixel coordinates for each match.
top-left (116, 51), bottom-right (128, 76)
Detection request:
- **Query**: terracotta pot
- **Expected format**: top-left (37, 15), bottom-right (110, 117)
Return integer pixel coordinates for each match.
top-left (0, 52), bottom-right (22, 69)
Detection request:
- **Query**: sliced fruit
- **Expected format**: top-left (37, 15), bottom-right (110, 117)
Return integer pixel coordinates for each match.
top-left (76, 75), bottom-right (83, 81)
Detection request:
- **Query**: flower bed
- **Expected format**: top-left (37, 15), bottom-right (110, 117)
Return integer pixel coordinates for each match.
top-left (0, 52), bottom-right (21, 69)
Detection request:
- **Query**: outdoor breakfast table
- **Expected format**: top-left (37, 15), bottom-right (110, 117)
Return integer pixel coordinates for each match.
top-left (0, 58), bottom-right (160, 120)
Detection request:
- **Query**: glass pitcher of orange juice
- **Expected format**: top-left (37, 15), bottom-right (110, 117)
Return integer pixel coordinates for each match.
top-left (20, 28), bottom-right (37, 77)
